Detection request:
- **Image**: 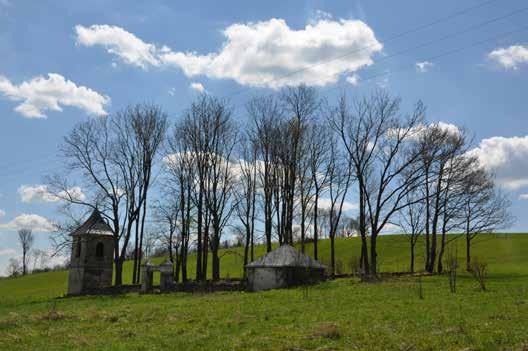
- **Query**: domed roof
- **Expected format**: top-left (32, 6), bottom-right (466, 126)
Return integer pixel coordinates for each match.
top-left (245, 245), bottom-right (326, 269)
top-left (70, 209), bottom-right (113, 236)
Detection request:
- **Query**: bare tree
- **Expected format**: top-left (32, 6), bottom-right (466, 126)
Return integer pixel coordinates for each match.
top-left (152, 195), bottom-right (181, 280)
top-left (47, 104), bottom-right (167, 286)
top-left (399, 188), bottom-right (424, 273)
top-left (332, 91), bottom-right (426, 275)
top-left (324, 133), bottom-right (354, 276)
top-left (247, 95), bottom-right (283, 252)
top-left (31, 249), bottom-right (50, 272)
top-left (279, 86), bottom-right (320, 245)
top-left (17, 228), bottom-right (34, 275)
top-left (174, 95), bottom-right (236, 281)
top-left (235, 134), bottom-right (258, 267)
top-left (460, 165), bottom-right (512, 270)
top-left (165, 137), bottom-right (194, 282)
top-left (307, 121), bottom-right (331, 259)
top-left (6, 257), bottom-right (22, 277)
top-left (202, 98), bottom-right (237, 281)
top-left (126, 104), bottom-right (168, 284)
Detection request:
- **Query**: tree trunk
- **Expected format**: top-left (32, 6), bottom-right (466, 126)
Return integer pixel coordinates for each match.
top-left (424, 169), bottom-right (431, 272)
top-left (313, 192), bottom-right (319, 260)
top-left (196, 189), bottom-right (203, 281)
top-left (114, 258), bottom-right (123, 286)
top-left (22, 250), bottom-right (27, 275)
top-left (174, 251), bottom-right (181, 282)
top-left (410, 241), bottom-right (415, 273)
top-left (212, 250), bottom-right (220, 281)
top-left (132, 216), bottom-right (139, 284)
top-left (370, 233), bottom-right (378, 275)
top-left (330, 234), bottom-right (335, 277)
top-left (243, 225), bottom-right (250, 267)
top-left (466, 231), bottom-right (471, 271)
top-left (300, 203), bottom-right (306, 253)
top-left (437, 230), bottom-right (447, 273)
top-left (137, 195), bottom-right (149, 283)
top-left (358, 186), bottom-right (369, 273)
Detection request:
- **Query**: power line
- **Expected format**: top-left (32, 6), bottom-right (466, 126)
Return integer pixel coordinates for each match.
top-left (226, 13), bottom-right (528, 113)
top-left (0, 1), bottom-right (516, 178)
top-left (220, 0), bottom-right (500, 100)
top-left (321, 23), bottom-right (528, 97)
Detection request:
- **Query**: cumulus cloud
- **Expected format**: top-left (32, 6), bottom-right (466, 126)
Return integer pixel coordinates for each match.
top-left (0, 209), bottom-right (5, 218)
top-left (519, 194), bottom-right (528, 200)
top-left (0, 73), bottom-right (110, 118)
top-left (75, 24), bottom-right (160, 69)
top-left (75, 17), bottom-right (382, 88)
top-left (416, 61), bottom-right (433, 73)
top-left (189, 82), bottom-right (205, 93)
top-left (18, 184), bottom-right (85, 203)
top-left (317, 198), bottom-right (358, 212)
top-left (0, 214), bottom-right (56, 232)
top-left (488, 45), bottom-right (528, 70)
top-left (468, 135), bottom-right (528, 190)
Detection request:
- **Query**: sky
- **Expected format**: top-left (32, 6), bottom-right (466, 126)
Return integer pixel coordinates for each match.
top-left (0, 0), bottom-right (527, 275)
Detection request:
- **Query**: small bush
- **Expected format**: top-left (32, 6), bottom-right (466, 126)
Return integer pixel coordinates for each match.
top-left (445, 249), bottom-right (459, 294)
top-left (469, 258), bottom-right (488, 291)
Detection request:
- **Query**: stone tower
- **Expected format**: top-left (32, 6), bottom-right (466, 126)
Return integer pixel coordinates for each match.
top-left (68, 209), bottom-right (114, 295)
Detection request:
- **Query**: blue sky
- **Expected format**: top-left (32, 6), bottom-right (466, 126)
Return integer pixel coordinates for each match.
top-left (0, 0), bottom-right (527, 274)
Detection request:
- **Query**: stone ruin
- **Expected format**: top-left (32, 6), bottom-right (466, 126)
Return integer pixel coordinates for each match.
top-left (141, 260), bottom-right (175, 293)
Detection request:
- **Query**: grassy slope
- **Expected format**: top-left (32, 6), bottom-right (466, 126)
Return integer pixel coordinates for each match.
top-left (0, 234), bottom-right (527, 350)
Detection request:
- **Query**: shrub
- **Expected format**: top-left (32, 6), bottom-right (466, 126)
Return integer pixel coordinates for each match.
top-left (469, 258), bottom-right (488, 291)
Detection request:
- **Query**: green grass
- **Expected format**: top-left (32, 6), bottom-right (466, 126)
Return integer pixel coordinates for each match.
top-left (1, 234), bottom-right (527, 350)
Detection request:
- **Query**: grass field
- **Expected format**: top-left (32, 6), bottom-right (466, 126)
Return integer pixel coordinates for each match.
top-left (0, 234), bottom-right (527, 350)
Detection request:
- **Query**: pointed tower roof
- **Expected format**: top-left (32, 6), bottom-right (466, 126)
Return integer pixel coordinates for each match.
top-left (70, 209), bottom-right (113, 236)
top-left (245, 245), bottom-right (326, 269)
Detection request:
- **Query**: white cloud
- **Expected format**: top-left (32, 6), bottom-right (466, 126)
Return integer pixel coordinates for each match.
top-left (416, 61), bottom-right (433, 73)
top-left (346, 74), bottom-right (359, 86)
top-left (389, 121), bottom-right (461, 141)
top-left (0, 73), bottom-right (110, 118)
top-left (75, 24), bottom-right (160, 69)
top-left (0, 214), bottom-right (56, 232)
top-left (0, 209), bottom-right (5, 218)
top-left (189, 82), bottom-right (205, 93)
top-left (519, 194), bottom-right (528, 200)
top-left (168, 87), bottom-right (176, 96)
top-left (488, 45), bottom-right (528, 70)
top-left (468, 135), bottom-right (528, 190)
top-left (18, 184), bottom-right (85, 203)
top-left (75, 17), bottom-right (382, 88)
top-left (317, 198), bottom-right (358, 212)
top-left (0, 248), bottom-right (16, 257)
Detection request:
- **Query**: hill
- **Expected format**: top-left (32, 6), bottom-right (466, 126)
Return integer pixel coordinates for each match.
top-left (0, 234), bottom-right (527, 350)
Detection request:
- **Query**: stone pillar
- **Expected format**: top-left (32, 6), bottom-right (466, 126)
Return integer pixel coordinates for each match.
top-left (141, 261), bottom-right (153, 293)
top-left (159, 260), bottom-right (174, 292)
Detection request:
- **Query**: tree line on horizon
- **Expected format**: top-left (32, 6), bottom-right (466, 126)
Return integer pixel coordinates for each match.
top-left (44, 86), bottom-right (512, 285)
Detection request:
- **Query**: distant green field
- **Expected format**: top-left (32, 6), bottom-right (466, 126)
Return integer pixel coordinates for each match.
top-left (0, 234), bottom-right (527, 350)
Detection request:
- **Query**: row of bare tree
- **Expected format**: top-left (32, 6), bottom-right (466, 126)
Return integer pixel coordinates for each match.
top-left (48, 86), bottom-right (511, 284)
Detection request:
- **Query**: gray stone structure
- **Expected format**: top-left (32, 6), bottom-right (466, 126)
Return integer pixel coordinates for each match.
top-left (245, 245), bottom-right (326, 292)
top-left (68, 209), bottom-right (115, 295)
top-left (141, 260), bottom-right (174, 293)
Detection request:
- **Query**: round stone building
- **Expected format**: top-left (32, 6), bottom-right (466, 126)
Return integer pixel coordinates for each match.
top-left (245, 245), bottom-right (326, 292)
top-left (68, 209), bottom-right (114, 295)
